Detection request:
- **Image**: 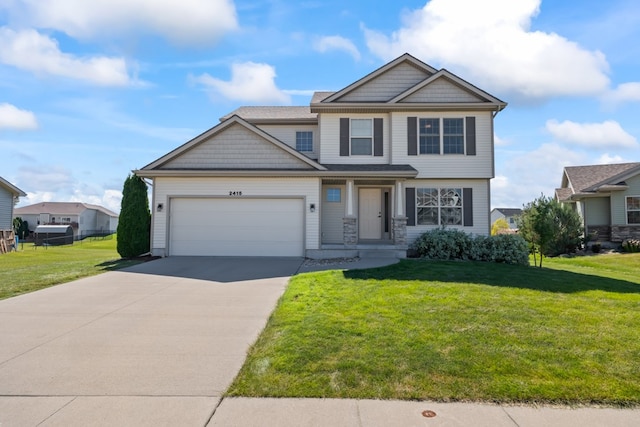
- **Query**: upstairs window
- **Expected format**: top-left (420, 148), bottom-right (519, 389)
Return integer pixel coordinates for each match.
top-left (416, 188), bottom-right (463, 225)
top-left (627, 196), bottom-right (640, 224)
top-left (350, 119), bottom-right (372, 155)
top-left (417, 117), bottom-right (465, 155)
top-left (296, 131), bottom-right (313, 152)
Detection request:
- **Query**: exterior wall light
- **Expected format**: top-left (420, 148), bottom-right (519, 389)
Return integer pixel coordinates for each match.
top-left (157, 203), bottom-right (164, 212)
top-left (310, 203), bottom-right (315, 213)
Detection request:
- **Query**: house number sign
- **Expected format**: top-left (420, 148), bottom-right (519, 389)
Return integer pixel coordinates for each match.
top-left (229, 191), bottom-right (243, 196)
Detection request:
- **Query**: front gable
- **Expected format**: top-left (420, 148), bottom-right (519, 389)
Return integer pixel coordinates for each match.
top-left (395, 76), bottom-right (485, 103)
top-left (142, 116), bottom-right (324, 172)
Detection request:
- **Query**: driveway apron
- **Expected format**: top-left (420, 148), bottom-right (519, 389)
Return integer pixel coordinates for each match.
top-left (0, 256), bottom-right (302, 426)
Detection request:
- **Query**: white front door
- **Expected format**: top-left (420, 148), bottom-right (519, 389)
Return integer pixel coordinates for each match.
top-left (359, 188), bottom-right (382, 240)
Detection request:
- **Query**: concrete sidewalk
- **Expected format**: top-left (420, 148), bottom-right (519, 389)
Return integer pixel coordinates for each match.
top-left (208, 397), bottom-right (640, 427)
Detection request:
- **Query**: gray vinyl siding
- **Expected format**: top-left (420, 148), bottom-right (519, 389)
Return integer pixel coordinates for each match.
top-left (391, 111), bottom-right (493, 178)
top-left (337, 62), bottom-right (430, 102)
top-left (321, 185), bottom-right (346, 244)
top-left (0, 187), bottom-right (12, 229)
top-left (612, 174), bottom-right (640, 225)
top-left (256, 124), bottom-right (319, 159)
top-left (584, 197), bottom-right (610, 226)
top-left (401, 78), bottom-right (484, 103)
top-left (161, 123), bottom-right (313, 170)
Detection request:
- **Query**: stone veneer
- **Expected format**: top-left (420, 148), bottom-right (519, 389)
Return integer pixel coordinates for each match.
top-left (611, 225), bottom-right (640, 242)
top-left (392, 216), bottom-right (408, 246)
top-left (343, 216), bottom-right (357, 246)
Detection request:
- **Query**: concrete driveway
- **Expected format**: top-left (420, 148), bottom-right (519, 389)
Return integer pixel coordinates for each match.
top-left (0, 257), bottom-right (303, 426)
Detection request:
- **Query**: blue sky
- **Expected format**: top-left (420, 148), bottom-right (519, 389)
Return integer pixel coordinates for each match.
top-left (1, 0), bottom-right (639, 213)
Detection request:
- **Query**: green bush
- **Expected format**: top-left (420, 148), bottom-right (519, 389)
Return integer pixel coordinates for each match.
top-left (622, 239), bottom-right (640, 253)
top-left (411, 229), bottom-right (529, 266)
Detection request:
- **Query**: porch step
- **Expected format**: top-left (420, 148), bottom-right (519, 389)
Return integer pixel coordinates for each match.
top-left (358, 249), bottom-right (407, 259)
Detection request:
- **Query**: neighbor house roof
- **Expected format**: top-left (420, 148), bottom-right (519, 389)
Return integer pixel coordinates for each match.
top-left (14, 202), bottom-right (118, 217)
top-left (492, 208), bottom-right (522, 217)
top-left (0, 176), bottom-right (26, 197)
top-left (556, 162), bottom-right (640, 201)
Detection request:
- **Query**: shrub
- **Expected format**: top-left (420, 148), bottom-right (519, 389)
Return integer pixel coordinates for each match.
top-left (622, 239), bottom-right (640, 253)
top-left (410, 229), bottom-right (529, 266)
top-left (117, 174), bottom-right (151, 258)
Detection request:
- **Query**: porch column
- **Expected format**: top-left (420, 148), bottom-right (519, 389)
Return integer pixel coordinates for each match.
top-left (393, 180), bottom-right (408, 247)
top-left (343, 179), bottom-right (357, 246)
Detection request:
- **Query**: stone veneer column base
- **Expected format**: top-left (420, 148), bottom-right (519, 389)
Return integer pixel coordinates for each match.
top-left (343, 216), bottom-right (357, 247)
top-left (392, 216), bottom-right (408, 246)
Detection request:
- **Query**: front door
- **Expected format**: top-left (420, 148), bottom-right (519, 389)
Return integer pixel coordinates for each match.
top-left (359, 188), bottom-right (382, 239)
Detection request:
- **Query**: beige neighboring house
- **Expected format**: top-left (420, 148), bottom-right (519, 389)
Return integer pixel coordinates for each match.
top-left (13, 202), bottom-right (119, 239)
top-left (490, 208), bottom-right (522, 230)
top-left (136, 53), bottom-right (507, 258)
top-left (0, 177), bottom-right (26, 230)
top-left (555, 162), bottom-right (640, 243)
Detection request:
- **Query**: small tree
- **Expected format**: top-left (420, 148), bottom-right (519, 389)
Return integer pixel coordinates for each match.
top-left (491, 217), bottom-right (510, 235)
top-left (517, 194), bottom-right (583, 267)
top-left (117, 174), bottom-right (151, 258)
top-left (13, 217), bottom-right (29, 239)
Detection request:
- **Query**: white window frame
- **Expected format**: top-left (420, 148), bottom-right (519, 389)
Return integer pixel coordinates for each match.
top-left (418, 117), bottom-right (465, 155)
top-left (296, 131), bottom-right (313, 152)
top-left (626, 196), bottom-right (640, 224)
top-left (350, 118), bottom-right (373, 156)
top-left (416, 187), bottom-right (463, 226)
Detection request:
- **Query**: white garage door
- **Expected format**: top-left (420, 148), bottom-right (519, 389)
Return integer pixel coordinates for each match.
top-left (169, 198), bottom-right (304, 257)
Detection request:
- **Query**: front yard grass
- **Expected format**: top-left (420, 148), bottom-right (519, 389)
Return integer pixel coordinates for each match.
top-left (0, 237), bottom-right (139, 300)
top-left (228, 253), bottom-right (640, 406)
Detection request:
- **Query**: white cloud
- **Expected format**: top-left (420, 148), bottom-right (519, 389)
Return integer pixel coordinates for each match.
top-left (492, 143), bottom-right (586, 208)
top-left (314, 35), bottom-right (361, 61)
top-left (194, 62), bottom-right (291, 104)
top-left (596, 153), bottom-right (626, 164)
top-left (0, 103), bottom-right (38, 130)
top-left (363, 0), bottom-right (610, 100)
top-left (546, 119), bottom-right (638, 149)
top-left (494, 134), bottom-right (509, 147)
top-left (603, 82), bottom-right (640, 105)
top-left (1, 0), bottom-right (237, 45)
top-left (0, 27), bottom-right (134, 86)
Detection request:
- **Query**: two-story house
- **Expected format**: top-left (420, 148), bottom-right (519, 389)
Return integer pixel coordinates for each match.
top-left (136, 53), bottom-right (506, 258)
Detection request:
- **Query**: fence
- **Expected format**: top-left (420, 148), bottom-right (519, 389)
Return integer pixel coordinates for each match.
top-left (76, 230), bottom-right (116, 241)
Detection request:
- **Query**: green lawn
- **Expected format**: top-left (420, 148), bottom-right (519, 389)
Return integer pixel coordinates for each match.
top-left (0, 237), bottom-right (139, 300)
top-left (228, 253), bottom-right (640, 406)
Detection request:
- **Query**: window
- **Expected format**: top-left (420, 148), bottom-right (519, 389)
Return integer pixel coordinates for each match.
top-left (627, 196), bottom-right (640, 224)
top-left (296, 131), bottom-right (313, 152)
top-left (351, 119), bottom-right (372, 155)
top-left (419, 118), bottom-right (440, 154)
top-left (443, 118), bottom-right (464, 154)
top-left (417, 117), bottom-right (464, 155)
top-left (326, 188), bottom-right (341, 202)
top-left (416, 188), bottom-right (463, 225)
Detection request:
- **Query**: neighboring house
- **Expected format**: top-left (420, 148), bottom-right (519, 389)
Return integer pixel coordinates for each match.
top-left (490, 208), bottom-right (522, 230)
top-left (0, 177), bottom-right (26, 230)
top-left (555, 162), bottom-right (640, 242)
top-left (13, 202), bottom-right (119, 239)
top-left (136, 53), bottom-right (507, 258)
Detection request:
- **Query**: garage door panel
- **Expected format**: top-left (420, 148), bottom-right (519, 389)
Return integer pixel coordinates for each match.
top-left (169, 198), bottom-right (304, 257)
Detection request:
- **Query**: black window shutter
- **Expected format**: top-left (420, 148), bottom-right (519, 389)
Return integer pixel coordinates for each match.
top-left (463, 188), bottom-right (473, 226)
top-left (340, 118), bottom-right (349, 156)
top-left (374, 118), bottom-right (383, 156)
top-left (465, 117), bottom-right (476, 156)
top-left (406, 187), bottom-right (416, 226)
top-left (407, 117), bottom-right (417, 156)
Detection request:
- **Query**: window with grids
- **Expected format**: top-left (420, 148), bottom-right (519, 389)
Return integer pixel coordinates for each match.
top-left (419, 118), bottom-right (440, 154)
top-left (627, 196), bottom-right (640, 224)
top-left (326, 188), bottom-right (341, 202)
top-left (416, 188), bottom-right (463, 225)
top-left (443, 118), bottom-right (464, 154)
top-left (351, 119), bottom-right (372, 155)
top-left (296, 131), bottom-right (313, 152)
top-left (418, 118), bottom-right (464, 154)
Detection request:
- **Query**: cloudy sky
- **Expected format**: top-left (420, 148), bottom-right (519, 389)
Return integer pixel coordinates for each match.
top-left (1, 0), bottom-right (639, 213)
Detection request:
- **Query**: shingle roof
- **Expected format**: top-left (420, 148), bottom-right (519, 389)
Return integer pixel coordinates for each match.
top-left (322, 164), bottom-right (417, 172)
top-left (494, 208), bottom-right (522, 217)
top-left (220, 106), bottom-right (317, 121)
top-left (311, 91), bottom-right (335, 103)
top-left (14, 202), bottom-right (118, 217)
top-left (555, 188), bottom-right (573, 202)
top-left (564, 162), bottom-right (640, 193)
